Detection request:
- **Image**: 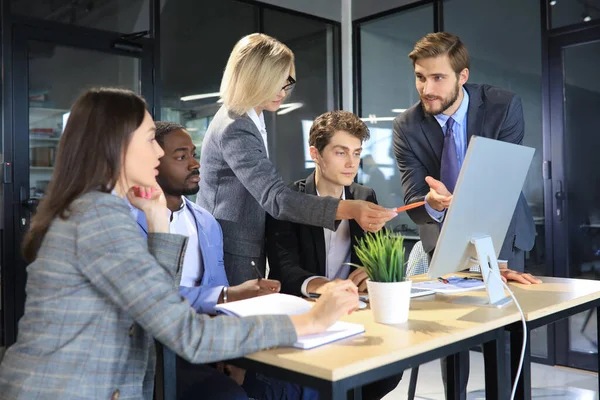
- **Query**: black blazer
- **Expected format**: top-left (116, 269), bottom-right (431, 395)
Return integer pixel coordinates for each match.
top-left (266, 172), bottom-right (377, 296)
top-left (392, 83), bottom-right (535, 262)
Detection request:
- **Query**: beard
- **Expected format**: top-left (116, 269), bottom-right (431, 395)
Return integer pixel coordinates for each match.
top-left (421, 82), bottom-right (460, 115)
top-left (156, 176), bottom-right (199, 198)
top-left (181, 185), bottom-right (200, 196)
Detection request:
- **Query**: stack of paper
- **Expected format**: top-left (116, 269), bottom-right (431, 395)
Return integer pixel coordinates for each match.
top-left (215, 293), bottom-right (365, 349)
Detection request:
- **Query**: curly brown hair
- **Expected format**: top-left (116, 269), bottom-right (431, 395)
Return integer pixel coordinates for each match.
top-left (309, 110), bottom-right (370, 153)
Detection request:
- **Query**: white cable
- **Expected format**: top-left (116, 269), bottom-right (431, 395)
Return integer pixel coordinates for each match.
top-left (488, 267), bottom-right (527, 400)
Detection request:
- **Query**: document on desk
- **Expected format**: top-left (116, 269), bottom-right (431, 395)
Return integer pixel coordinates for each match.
top-left (215, 293), bottom-right (365, 349)
top-left (411, 276), bottom-right (486, 293)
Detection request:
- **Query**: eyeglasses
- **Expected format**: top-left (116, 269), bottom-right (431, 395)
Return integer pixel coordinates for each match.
top-left (282, 76), bottom-right (296, 92)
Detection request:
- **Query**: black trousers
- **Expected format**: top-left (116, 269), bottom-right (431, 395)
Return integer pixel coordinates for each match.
top-left (439, 249), bottom-right (524, 398)
top-left (176, 357), bottom-right (248, 400)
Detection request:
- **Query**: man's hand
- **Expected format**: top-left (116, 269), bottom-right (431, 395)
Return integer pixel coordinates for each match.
top-left (337, 200), bottom-right (397, 232)
top-left (306, 277), bottom-right (331, 295)
top-left (497, 262), bottom-right (542, 285)
top-left (348, 268), bottom-right (369, 292)
top-left (425, 176), bottom-right (452, 212)
top-left (226, 279), bottom-right (281, 302)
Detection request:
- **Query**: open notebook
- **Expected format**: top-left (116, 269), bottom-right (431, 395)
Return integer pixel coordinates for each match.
top-left (215, 293), bottom-right (365, 350)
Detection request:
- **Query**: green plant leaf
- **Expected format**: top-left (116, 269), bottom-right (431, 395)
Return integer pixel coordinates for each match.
top-left (352, 230), bottom-right (406, 283)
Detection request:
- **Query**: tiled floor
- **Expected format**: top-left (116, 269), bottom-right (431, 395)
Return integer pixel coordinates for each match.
top-left (383, 351), bottom-right (599, 399)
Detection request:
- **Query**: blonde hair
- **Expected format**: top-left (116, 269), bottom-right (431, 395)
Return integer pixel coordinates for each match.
top-left (220, 33), bottom-right (295, 115)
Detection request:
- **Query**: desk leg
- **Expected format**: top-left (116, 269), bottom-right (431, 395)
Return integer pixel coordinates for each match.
top-left (347, 388), bottom-right (362, 400)
top-left (444, 353), bottom-right (463, 400)
top-left (597, 306), bottom-right (600, 393)
top-left (510, 326), bottom-right (531, 400)
top-left (483, 329), bottom-right (508, 400)
top-left (321, 382), bottom-right (350, 400)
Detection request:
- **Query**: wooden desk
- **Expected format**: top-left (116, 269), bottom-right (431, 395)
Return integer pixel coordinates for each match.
top-left (412, 274), bottom-right (600, 399)
top-left (232, 294), bottom-right (520, 400)
top-left (502, 277), bottom-right (600, 400)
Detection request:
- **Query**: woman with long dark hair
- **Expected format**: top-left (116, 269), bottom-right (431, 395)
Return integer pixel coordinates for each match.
top-left (0, 88), bottom-right (358, 399)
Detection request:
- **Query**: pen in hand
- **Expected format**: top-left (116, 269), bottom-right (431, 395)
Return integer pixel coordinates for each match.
top-left (250, 261), bottom-right (264, 281)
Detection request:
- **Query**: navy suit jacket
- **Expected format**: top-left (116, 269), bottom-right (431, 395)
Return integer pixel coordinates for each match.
top-left (393, 83), bottom-right (535, 264)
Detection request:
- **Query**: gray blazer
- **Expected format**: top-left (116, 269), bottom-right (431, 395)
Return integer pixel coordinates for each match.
top-left (0, 191), bottom-right (296, 400)
top-left (198, 106), bottom-right (340, 285)
top-left (393, 83), bottom-right (535, 268)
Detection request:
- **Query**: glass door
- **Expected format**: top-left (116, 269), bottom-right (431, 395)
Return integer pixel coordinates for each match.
top-left (2, 23), bottom-right (154, 345)
top-left (26, 43), bottom-right (142, 200)
top-left (549, 25), bottom-right (600, 371)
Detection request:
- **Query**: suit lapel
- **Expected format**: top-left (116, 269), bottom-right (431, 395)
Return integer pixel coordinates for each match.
top-left (135, 209), bottom-right (148, 236)
top-left (465, 84), bottom-right (485, 144)
top-left (346, 186), bottom-right (364, 270)
top-left (183, 199), bottom-right (212, 286)
top-left (420, 108), bottom-right (444, 164)
top-left (305, 172), bottom-right (327, 276)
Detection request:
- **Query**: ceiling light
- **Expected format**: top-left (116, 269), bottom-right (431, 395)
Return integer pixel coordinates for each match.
top-left (276, 102), bottom-right (303, 115)
top-left (549, 0), bottom-right (556, 6)
top-left (360, 115), bottom-right (396, 124)
top-left (583, 14), bottom-right (592, 22)
top-left (180, 92), bottom-right (220, 102)
top-left (391, 108), bottom-right (407, 113)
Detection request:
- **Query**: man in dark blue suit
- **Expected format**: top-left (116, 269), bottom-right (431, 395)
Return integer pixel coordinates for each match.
top-left (392, 32), bottom-right (541, 399)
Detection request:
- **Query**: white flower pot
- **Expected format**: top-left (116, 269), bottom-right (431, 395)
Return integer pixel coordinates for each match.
top-left (366, 279), bottom-right (412, 324)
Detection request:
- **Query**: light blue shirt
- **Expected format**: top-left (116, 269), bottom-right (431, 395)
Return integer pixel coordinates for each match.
top-left (425, 87), bottom-right (469, 222)
top-left (126, 197), bottom-right (228, 314)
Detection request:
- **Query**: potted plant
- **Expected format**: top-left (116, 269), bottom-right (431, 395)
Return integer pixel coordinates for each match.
top-left (353, 230), bottom-right (412, 324)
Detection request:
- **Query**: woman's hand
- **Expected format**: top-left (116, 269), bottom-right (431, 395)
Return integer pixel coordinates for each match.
top-left (290, 280), bottom-right (359, 336)
top-left (127, 186), bottom-right (169, 233)
top-left (337, 200), bottom-right (397, 232)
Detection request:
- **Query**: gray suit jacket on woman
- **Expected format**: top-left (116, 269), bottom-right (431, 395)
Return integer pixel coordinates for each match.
top-left (198, 106), bottom-right (340, 285)
top-left (0, 191), bottom-right (296, 399)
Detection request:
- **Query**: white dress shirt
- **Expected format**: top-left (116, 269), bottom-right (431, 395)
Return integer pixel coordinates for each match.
top-left (247, 108), bottom-right (269, 158)
top-left (168, 198), bottom-right (204, 287)
top-left (301, 189), bottom-right (351, 296)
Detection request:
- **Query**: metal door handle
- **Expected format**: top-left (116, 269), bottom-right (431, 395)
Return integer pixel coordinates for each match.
top-left (555, 180), bottom-right (564, 221)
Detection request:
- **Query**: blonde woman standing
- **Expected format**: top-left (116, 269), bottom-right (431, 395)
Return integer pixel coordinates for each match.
top-left (198, 33), bottom-right (396, 285)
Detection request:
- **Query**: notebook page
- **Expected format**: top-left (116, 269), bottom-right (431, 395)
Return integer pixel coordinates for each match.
top-left (215, 293), bottom-right (312, 317)
top-left (293, 321), bottom-right (365, 350)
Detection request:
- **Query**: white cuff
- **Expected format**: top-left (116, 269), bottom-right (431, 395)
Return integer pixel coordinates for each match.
top-left (301, 276), bottom-right (328, 297)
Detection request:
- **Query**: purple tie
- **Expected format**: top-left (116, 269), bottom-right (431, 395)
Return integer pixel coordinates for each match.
top-left (440, 117), bottom-right (459, 194)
